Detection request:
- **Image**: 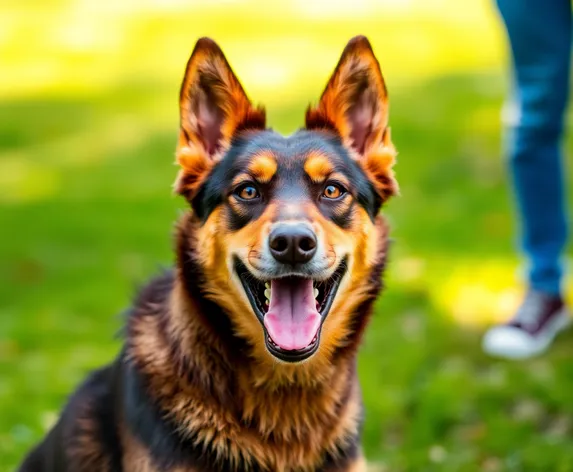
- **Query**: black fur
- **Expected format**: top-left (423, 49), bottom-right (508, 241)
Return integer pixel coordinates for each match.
top-left (18, 363), bottom-right (123, 472)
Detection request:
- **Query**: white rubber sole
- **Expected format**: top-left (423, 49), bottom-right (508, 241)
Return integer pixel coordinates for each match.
top-left (482, 308), bottom-right (571, 360)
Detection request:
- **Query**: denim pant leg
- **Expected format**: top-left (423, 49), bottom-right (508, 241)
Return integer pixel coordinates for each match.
top-left (496, 0), bottom-right (571, 296)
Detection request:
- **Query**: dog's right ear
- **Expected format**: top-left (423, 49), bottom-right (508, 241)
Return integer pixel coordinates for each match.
top-left (175, 37), bottom-right (266, 200)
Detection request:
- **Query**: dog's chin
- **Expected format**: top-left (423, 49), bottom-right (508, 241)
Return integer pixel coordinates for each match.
top-left (234, 257), bottom-right (347, 363)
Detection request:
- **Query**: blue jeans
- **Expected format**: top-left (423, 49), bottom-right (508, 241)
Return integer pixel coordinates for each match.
top-left (496, 0), bottom-right (571, 296)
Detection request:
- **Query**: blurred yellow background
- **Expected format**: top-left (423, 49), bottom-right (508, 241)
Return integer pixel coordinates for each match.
top-left (3, 0), bottom-right (503, 101)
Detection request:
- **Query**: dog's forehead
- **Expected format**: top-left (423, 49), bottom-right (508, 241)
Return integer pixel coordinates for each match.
top-left (190, 128), bottom-right (381, 221)
top-left (231, 130), bottom-right (351, 171)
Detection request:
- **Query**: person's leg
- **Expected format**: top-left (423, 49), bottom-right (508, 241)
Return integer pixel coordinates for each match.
top-left (499, 0), bottom-right (571, 295)
top-left (483, 0), bottom-right (571, 359)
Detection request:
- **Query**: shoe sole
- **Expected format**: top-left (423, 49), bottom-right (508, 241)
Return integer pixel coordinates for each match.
top-left (482, 308), bottom-right (572, 360)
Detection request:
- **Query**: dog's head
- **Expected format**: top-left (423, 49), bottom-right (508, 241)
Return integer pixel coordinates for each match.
top-left (176, 37), bottom-right (397, 364)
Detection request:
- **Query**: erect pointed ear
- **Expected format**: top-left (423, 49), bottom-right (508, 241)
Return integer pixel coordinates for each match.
top-left (175, 37), bottom-right (266, 200)
top-left (306, 36), bottom-right (398, 201)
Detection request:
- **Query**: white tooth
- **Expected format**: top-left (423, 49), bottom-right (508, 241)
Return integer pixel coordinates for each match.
top-left (264, 288), bottom-right (271, 300)
top-left (265, 282), bottom-right (270, 289)
top-left (313, 288), bottom-right (319, 298)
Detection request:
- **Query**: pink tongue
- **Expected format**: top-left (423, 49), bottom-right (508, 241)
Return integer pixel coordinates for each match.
top-left (263, 278), bottom-right (321, 351)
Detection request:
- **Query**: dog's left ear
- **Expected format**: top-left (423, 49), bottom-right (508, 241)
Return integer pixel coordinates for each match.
top-left (175, 37), bottom-right (266, 200)
top-left (306, 36), bottom-right (398, 201)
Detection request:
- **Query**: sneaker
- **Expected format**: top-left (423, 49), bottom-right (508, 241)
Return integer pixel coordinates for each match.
top-left (482, 290), bottom-right (571, 359)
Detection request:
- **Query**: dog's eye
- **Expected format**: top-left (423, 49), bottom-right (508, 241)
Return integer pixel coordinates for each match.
top-left (322, 184), bottom-right (345, 200)
top-left (235, 184), bottom-right (260, 201)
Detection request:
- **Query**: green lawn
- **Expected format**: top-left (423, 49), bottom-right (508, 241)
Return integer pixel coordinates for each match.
top-left (2, 71), bottom-right (573, 471)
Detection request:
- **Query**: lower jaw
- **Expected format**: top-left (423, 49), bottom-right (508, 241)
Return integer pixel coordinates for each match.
top-left (264, 332), bottom-right (321, 363)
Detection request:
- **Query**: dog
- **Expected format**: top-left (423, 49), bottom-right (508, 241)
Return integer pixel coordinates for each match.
top-left (18, 35), bottom-right (398, 471)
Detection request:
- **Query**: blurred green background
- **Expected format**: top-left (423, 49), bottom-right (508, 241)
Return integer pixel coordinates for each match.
top-left (2, 0), bottom-right (573, 470)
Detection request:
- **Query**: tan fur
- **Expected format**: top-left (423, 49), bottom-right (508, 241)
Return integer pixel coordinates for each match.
top-left (121, 426), bottom-right (156, 472)
top-left (247, 153), bottom-right (277, 183)
top-left (67, 399), bottom-right (111, 471)
top-left (361, 128), bottom-right (399, 199)
top-left (121, 426), bottom-right (202, 472)
top-left (127, 259), bottom-right (366, 471)
top-left (304, 152), bottom-right (334, 183)
top-left (174, 142), bottom-right (213, 199)
top-left (347, 455), bottom-right (367, 472)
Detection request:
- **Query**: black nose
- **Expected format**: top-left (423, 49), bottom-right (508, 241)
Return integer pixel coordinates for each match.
top-left (269, 225), bottom-right (317, 264)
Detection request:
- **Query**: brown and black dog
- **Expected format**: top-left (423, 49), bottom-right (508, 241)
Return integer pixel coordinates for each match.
top-left (18, 35), bottom-right (398, 472)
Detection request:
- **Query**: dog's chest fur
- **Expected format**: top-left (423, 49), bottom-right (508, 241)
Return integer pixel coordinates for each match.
top-left (120, 268), bottom-right (365, 472)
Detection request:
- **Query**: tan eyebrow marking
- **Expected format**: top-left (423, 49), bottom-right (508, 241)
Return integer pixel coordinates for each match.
top-left (247, 153), bottom-right (277, 184)
top-left (304, 152), bottom-right (334, 183)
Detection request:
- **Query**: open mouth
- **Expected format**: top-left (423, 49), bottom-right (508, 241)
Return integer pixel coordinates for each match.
top-left (235, 258), bottom-right (347, 362)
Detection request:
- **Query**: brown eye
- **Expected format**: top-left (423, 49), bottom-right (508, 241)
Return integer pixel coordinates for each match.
top-left (236, 184), bottom-right (260, 201)
top-left (322, 184), bottom-right (345, 199)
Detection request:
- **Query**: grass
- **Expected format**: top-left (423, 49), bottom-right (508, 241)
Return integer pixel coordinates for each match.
top-left (2, 71), bottom-right (573, 471)
top-left (3, 1), bottom-right (573, 470)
